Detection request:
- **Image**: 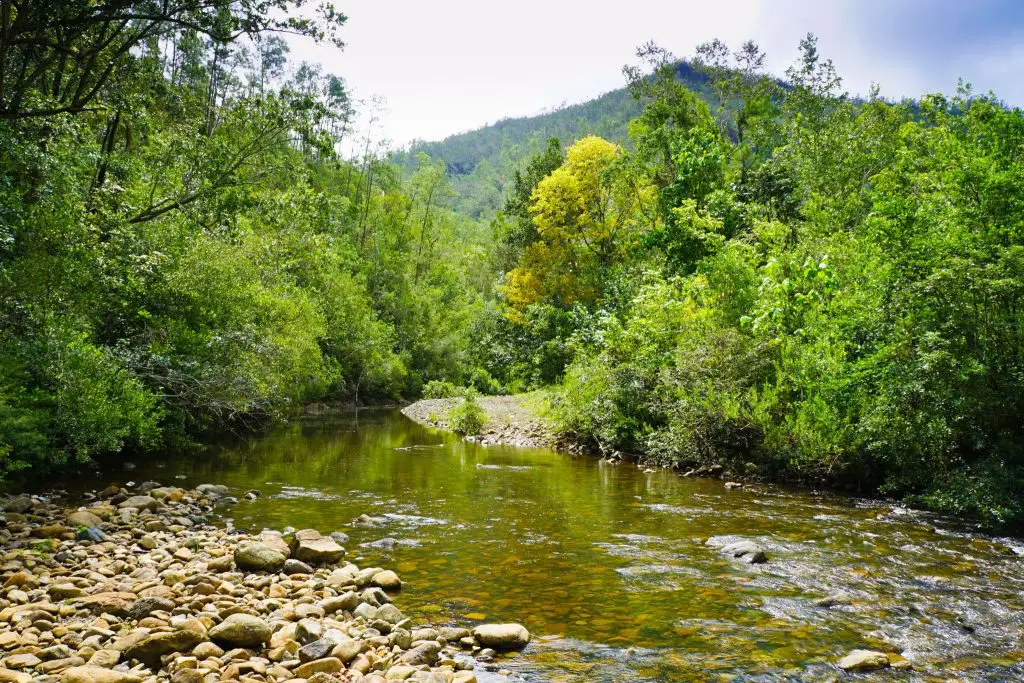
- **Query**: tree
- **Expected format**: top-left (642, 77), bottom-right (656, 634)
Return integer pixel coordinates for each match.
top-left (503, 136), bottom-right (653, 308)
top-left (0, 0), bottom-right (345, 121)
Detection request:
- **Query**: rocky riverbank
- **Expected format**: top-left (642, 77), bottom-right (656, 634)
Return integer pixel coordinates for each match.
top-left (401, 396), bottom-right (553, 449)
top-left (0, 484), bottom-right (530, 683)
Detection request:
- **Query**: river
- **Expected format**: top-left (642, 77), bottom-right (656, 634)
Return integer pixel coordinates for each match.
top-left (60, 408), bottom-right (1024, 681)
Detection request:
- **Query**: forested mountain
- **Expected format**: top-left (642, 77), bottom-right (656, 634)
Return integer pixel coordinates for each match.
top-left (399, 62), bottom-right (713, 218)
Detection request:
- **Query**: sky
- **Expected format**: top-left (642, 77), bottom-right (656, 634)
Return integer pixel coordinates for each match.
top-left (287, 0), bottom-right (1024, 148)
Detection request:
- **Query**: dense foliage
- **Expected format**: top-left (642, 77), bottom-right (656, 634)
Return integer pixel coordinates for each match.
top-left (0, 1), bottom-right (487, 477)
top-left (474, 37), bottom-right (1024, 528)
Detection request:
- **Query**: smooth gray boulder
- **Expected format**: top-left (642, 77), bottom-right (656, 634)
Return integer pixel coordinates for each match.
top-left (719, 540), bottom-right (768, 564)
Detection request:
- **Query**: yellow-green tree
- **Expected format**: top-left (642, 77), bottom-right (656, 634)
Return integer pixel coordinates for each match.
top-left (504, 136), bottom-right (654, 308)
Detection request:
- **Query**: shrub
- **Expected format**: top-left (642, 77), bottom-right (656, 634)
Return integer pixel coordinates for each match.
top-left (448, 392), bottom-right (487, 435)
top-left (468, 367), bottom-right (503, 395)
top-left (423, 380), bottom-right (460, 399)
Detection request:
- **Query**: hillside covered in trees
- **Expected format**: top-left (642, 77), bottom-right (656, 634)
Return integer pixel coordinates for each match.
top-left (399, 62), bottom-right (713, 219)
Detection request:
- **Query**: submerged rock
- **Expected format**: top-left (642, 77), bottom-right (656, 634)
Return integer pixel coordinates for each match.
top-left (837, 649), bottom-right (891, 671)
top-left (718, 540), bottom-right (767, 564)
top-left (815, 592), bottom-right (853, 608)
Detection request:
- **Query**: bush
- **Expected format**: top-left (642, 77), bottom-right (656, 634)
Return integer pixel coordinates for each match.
top-left (447, 392), bottom-right (487, 435)
top-left (468, 367), bottom-right (503, 395)
top-left (423, 380), bottom-right (460, 399)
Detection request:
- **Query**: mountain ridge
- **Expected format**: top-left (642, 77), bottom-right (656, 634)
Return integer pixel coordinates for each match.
top-left (398, 62), bottom-right (713, 218)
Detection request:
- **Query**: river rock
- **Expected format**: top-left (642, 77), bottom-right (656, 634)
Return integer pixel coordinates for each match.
top-left (298, 638), bottom-right (336, 663)
top-left (127, 596), bottom-right (176, 620)
top-left (0, 481), bottom-right (482, 683)
top-left (77, 592), bottom-right (135, 616)
top-left (195, 484), bottom-right (229, 497)
top-left (32, 523), bottom-right (71, 538)
top-left (67, 510), bottom-right (104, 527)
top-left (330, 638), bottom-right (362, 663)
top-left (372, 569), bottom-right (402, 590)
top-left (296, 618), bottom-right (323, 644)
top-left (118, 496), bottom-right (158, 510)
top-left (2, 496), bottom-right (32, 513)
top-left (472, 624), bottom-right (531, 650)
top-left (719, 540), bottom-right (767, 564)
top-left (294, 657), bottom-right (343, 677)
top-left (4, 654), bottom-right (40, 670)
top-left (375, 603), bottom-right (404, 624)
top-left (256, 530), bottom-right (291, 555)
top-left (837, 649), bottom-right (891, 671)
top-left (85, 650), bottom-right (120, 667)
top-left (61, 666), bottom-right (143, 683)
top-left (321, 591), bottom-right (359, 614)
top-left (385, 664), bottom-right (418, 679)
top-left (0, 672), bottom-right (32, 683)
top-left (282, 558), bottom-right (313, 575)
top-left (362, 586), bottom-right (391, 606)
top-left (170, 671), bottom-right (203, 683)
top-left (398, 641), bottom-right (440, 666)
top-left (291, 530), bottom-right (345, 565)
top-left (352, 602), bottom-right (376, 621)
top-left (234, 541), bottom-right (287, 572)
top-left (49, 583), bottom-right (85, 599)
top-left (208, 613), bottom-right (271, 647)
top-left (123, 630), bottom-right (205, 667)
top-left (325, 567), bottom-right (356, 587)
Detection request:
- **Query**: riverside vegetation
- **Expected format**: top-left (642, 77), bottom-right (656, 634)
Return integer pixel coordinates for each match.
top-left (439, 39), bottom-right (1024, 529)
top-left (1, 5), bottom-right (1023, 531)
top-left (0, 1), bottom-right (489, 480)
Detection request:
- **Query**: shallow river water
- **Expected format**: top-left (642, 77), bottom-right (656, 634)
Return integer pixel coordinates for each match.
top-left (63, 409), bottom-right (1024, 681)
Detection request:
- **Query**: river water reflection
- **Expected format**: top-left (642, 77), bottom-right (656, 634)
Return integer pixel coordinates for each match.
top-left (65, 409), bottom-right (1024, 681)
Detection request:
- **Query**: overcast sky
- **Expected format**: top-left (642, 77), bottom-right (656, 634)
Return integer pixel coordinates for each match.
top-left (287, 0), bottom-right (1024, 148)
